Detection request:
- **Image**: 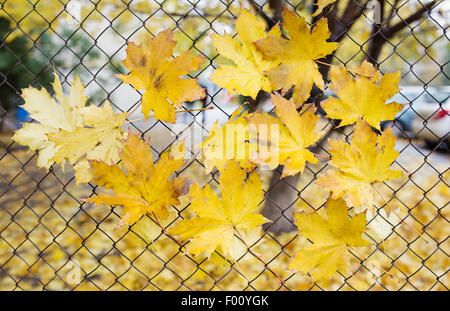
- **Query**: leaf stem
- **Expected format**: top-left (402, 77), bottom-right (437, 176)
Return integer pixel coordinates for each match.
top-left (180, 106), bottom-right (214, 113)
top-left (124, 117), bottom-right (146, 125)
top-left (126, 103), bottom-right (142, 118)
top-left (314, 60), bottom-right (374, 79)
top-left (182, 152), bottom-right (199, 170)
top-left (312, 152), bottom-right (330, 160)
top-left (150, 212), bottom-right (186, 250)
top-left (124, 107), bottom-right (214, 125)
top-left (371, 184), bottom-right (429, 244)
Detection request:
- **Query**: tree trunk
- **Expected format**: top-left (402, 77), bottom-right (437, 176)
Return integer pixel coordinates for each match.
top-left (366, 0), bottom-right (437, 63)
top-left (262, 169), bottom-right (298, 233)
top-left (250, 0), bottom-right (437, 234)
top-left (260, 1), bottom-right (367, 234)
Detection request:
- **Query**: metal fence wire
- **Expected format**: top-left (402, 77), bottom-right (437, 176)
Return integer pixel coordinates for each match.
top-left (0, 0), bottom-right (448, 291)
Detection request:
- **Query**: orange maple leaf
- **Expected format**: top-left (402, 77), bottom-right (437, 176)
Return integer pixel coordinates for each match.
top-left (118, 29), bottom-right (206, 123)
top-left (86, 133), bottom-right (188, 227)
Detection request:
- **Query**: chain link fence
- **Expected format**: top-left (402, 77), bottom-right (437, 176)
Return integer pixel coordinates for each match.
top-left (0, 0), bottom-right (448, 290)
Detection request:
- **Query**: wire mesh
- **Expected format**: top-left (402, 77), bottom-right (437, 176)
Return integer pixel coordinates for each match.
top-left (0, 0), bottom-right (448, 291)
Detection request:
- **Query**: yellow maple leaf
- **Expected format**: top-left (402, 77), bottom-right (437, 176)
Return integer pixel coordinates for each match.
top-left (210, 9), bottom-right (281, 98)
top-left (313, 0), bottom-right (337, 17)
top-left (86, 134), bottom-right (187, 227)
top-left (200, 107), bottom-right (256, 173)
top-left (255, 8), bottom-right (339, 105)
top-left (289, 198), bottom-right (369, 281)
top-left (118, 29), bottom-right (205, 123)
top-left (316, 120), bottom-right (403, 211)
top-left (12, 73), bottom-right (128, 184)
top-left (12, 73), bottom-right (86, 168)
top-left (47, 102), bottom-right (127, 165)
top-left (249, 94), bottom-right (325, 177)
top-left (171, 161), bottom-right (267, 259)
top-left (322, 60), bottom-right (403, 130)
top-left (47, 101), bottom-right (127, 184)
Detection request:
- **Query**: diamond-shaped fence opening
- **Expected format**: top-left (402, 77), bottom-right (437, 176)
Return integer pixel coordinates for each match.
top-left (0, 0), bottom-right (448, 291)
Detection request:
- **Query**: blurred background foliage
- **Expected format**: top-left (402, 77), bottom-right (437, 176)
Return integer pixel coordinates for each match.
top-left (0, 0), bottom-right (448, 117)
top-left (0, 17), bottom-right (52, 113)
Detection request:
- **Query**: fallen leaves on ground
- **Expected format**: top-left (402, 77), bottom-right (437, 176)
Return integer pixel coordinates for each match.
top-left (0, 133), bottom-right (448, 291)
